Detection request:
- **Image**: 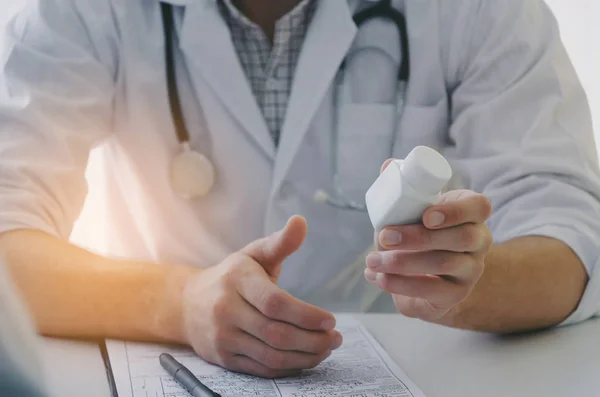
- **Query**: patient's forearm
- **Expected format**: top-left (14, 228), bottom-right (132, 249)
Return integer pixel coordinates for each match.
top-left (438, 236), bottom-right (588, 333)
top-left (0, 230), bottom-right (197, 343)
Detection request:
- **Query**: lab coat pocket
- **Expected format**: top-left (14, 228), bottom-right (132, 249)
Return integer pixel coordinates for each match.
top-left (336, 104), bottom-right (396, 202)
top-left (395, 97), bottom-right (450, 159)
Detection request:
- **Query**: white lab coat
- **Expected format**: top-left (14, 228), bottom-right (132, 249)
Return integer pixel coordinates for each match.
top-left (1, 0), bottom-right (600, 320)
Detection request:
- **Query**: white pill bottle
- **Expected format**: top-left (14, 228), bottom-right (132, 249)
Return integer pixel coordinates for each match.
top-left (365, 146), bottom-right (453, 231)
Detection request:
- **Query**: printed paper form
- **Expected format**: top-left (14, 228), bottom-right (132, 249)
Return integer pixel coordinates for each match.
top-left (106, 314), bottom-right (426, 397)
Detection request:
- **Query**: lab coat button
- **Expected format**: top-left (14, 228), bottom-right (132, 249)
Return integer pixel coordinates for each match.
top-left (279, 182), bottom-right (293, 199)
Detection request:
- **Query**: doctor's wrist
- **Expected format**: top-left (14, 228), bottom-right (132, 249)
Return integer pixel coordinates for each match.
top-left (151, 263), bottom-right (201, 345)
top-left (428, 237), bottom-right (588, 333)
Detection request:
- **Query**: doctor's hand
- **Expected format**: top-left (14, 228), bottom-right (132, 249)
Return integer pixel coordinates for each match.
top-left (180, 216), bottom-right (342, 378)
top-left (366, 187), bottom-right (493, 322)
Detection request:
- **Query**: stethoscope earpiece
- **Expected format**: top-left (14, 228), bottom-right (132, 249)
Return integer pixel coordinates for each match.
top-left (170, 143), bottom-right (216, 199)
top-left (313, 189), bottom-right (367, 212)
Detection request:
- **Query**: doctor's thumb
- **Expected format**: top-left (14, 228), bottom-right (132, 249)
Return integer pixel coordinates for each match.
top-left (242, 216), bottom-right (308, 278)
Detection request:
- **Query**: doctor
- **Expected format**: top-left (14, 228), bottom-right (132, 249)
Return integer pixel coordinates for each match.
top-left (1, 0), bottom-right (600, 378)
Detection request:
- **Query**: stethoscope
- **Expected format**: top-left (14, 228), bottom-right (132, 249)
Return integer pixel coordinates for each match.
top-left (161, 0), bottom-right (410, 206)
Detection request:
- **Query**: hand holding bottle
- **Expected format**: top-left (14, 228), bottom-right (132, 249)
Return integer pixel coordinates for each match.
top-left (364, 147), bottom-right (492, 322)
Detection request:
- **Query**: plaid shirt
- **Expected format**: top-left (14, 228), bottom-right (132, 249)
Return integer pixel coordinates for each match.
top-left (219, 0), bottom-right (318, 146)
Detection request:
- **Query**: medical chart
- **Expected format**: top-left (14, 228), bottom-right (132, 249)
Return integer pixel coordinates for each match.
top-left (105, 315), bottom-right (426, 397)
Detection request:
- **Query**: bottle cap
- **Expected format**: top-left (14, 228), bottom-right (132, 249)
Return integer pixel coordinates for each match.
top-left (401, 146), bottom-right (452, 195)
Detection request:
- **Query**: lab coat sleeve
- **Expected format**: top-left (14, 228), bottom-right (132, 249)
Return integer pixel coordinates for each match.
top-left (0, 0), bottom-right (117, 239)
top-left (440, 0), bottom-right (600, 325)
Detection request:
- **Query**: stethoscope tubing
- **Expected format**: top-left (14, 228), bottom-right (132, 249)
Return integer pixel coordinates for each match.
top-left (160, 0), bottom-right (410, 204)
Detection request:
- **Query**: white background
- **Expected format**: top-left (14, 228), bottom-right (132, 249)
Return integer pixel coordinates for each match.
top-left (0, 0), bottom-right (599, 247)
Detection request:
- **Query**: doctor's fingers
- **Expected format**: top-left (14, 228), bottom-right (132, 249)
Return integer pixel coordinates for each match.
top-left (242, 215), bottom-right (308, 279)
top-left (222, 331), bottom-right (331, 374)
top-left (423, 190), bottom-right (492, 230)
top-left (220, 354), bottom-right (301, 379)
top-left (379, 223), bottom-right (492, 254)
top-left (366, 250), bottom-right (482, 283)
top-left (392, 295), bottom-right (453, 322)
top-left (236, 269), bottom-right (336, 332)
top-left (380, 159), bottom-right (394, 173)
top-left (231, 298), bottom-right (341, 354)
top-left (364, 271), bottom-right (472, 309)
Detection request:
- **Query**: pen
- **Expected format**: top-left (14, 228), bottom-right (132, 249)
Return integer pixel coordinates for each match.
top-left (159, 353), bottom-right (222, 397)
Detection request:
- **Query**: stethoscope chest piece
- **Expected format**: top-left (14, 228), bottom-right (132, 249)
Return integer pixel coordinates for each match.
top-left (170, 143), bottom-right (216, 199)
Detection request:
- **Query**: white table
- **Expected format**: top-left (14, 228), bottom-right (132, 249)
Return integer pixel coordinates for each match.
top-left (42, 314), bottom-right (600, 397)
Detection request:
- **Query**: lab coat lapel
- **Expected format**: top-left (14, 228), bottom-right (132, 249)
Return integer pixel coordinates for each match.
top-left (177, 1), bottom-right (275, 160)
top-left (272, 0), bottom-right (357, 193)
